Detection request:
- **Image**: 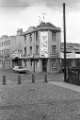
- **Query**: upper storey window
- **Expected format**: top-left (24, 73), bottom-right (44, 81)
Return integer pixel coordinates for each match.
top-left (29, 33), bottom-right (32, 44)
top-left (36, 32), bottom-right (40, 44)
top-left (52, 45), bottom-right (56, 55)
top-left (52, 32), bottom-right (56, 41)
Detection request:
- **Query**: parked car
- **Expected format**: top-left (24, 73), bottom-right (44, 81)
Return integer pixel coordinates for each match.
top-left (13, 66), bottom-right (28, 73)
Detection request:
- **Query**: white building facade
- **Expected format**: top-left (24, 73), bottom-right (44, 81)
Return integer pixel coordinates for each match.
top-left (0, 22), bottom-right (61, 72)
top-left (21, 22), bottom-right (61, 72)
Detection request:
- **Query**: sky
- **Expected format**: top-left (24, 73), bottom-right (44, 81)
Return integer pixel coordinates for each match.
top-left (0, 0), bottom-right (80, 43)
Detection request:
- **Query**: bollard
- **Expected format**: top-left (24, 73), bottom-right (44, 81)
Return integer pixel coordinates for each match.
top-left (17, 74), bottom-right (21, 84)
top-left (44, 72), bottom-right (48, 83)
top-left (2, 75), bottom-right (6, 85)
top-left (32, 73), bottom-right (35, 83)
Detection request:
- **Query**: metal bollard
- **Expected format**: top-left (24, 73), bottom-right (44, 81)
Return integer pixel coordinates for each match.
top-left (2, 75), bottom-right (6, 85)
top-left (32, 73), bottom-right (35, 83)
top-left (44, 72), bottom-right (48, 83)
top-left (17, 75), bottom-right (21, 84)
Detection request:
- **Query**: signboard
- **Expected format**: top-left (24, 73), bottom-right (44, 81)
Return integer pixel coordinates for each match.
top-left (10, 50), bottom-right (21, 59)
top-left (39, 31), bottom-right (48, 58)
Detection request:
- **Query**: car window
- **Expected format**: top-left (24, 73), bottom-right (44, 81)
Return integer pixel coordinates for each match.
top-left (15, 66), bottom-right (18, 68)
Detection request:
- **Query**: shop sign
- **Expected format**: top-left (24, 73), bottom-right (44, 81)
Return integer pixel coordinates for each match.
top-left (39, 31), bottom-right (48, 58)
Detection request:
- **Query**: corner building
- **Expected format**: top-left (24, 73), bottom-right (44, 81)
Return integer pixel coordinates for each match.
top-left (22, 22), bottom-right (61, 72)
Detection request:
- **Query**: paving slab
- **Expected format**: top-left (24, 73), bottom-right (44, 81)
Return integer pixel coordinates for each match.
top-left (50, 81), bottom-right (80, 93)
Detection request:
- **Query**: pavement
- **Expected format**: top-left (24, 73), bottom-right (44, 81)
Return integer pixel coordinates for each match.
top-left (50, 81), bottom-right (80, 93)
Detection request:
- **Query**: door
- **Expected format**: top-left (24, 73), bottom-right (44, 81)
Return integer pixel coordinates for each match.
top-left (42, 59), bottom-right (47, 72)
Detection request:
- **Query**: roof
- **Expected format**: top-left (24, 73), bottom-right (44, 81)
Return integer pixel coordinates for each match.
top-left (61, 42), bottom-right (80, 53)
top-left (37, 22), bottom-right (56, 28)
top-left (60, 52), bottom-right (80, 59)
top-left (22, 22), bottom-right (61, 35)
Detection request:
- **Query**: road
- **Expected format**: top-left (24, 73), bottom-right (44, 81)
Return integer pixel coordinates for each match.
top-left (0, 77), bottom-right (80, 120)
top-left (0, 68), bottom-right (80, 120)
top-left (0, 68), bottom-right (32, 83)
top-left (0, 68), bottom-right (64, 83)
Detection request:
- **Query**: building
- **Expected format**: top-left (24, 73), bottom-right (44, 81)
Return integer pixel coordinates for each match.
top-left (60, 43), bottom-right (80, 69)
top-left (61, 42), bottom-right (80, 53)
top-left (10, 29), bottom-right (25, 68)
top-left (0, 22), bottom-right (61, 72)
top-left (0, 35), bottom-right (19, 69)
top-left (1, 23), bottom-right (80, 72)
top-left (21, 22), bottom-right (61, 72)
top-left (0, 35), bottom-right (11, 68)
top-left (0, 29), bottom-right (25, 69)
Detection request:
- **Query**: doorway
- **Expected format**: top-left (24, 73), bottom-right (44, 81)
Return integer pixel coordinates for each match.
top-left (42, 59), bottom-right (47, 72)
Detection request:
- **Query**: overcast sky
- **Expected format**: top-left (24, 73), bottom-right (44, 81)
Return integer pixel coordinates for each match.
top-left (0, 0), bottom-right (80, 43)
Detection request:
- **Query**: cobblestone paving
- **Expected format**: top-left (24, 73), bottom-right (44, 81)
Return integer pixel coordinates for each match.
top-left (0, 81), bottom-right (80, 120)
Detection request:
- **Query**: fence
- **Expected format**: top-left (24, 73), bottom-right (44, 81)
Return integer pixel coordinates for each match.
top-left (66, 67), bottom-right (80, 85)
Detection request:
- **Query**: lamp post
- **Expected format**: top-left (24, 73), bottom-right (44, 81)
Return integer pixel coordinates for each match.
top-left (63, 3), bottom-right (67, 82)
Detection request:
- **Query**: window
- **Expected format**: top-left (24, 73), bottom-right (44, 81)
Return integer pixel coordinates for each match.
top-left (51, 59), bottom-right (56, 71)
top-left (24, 47), bottom-right (27, 56)
top-left (36, 45), bottom-right (39, 55)
top-left (30, 46), bottom-right (32, 55)
top-left (25, 35), bottom-right (28, 41)
top-left (36, 32), bottom-right (38, 41)
top-left (52, 32), bottom-right (56, 41)
top-left (52, 45), bottom-right (56, 54)
top-left (29, 34), bottom-right (32, 43)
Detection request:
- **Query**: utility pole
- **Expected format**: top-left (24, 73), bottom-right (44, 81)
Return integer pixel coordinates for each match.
top-left (63, 3), bottom-right (67, 82)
